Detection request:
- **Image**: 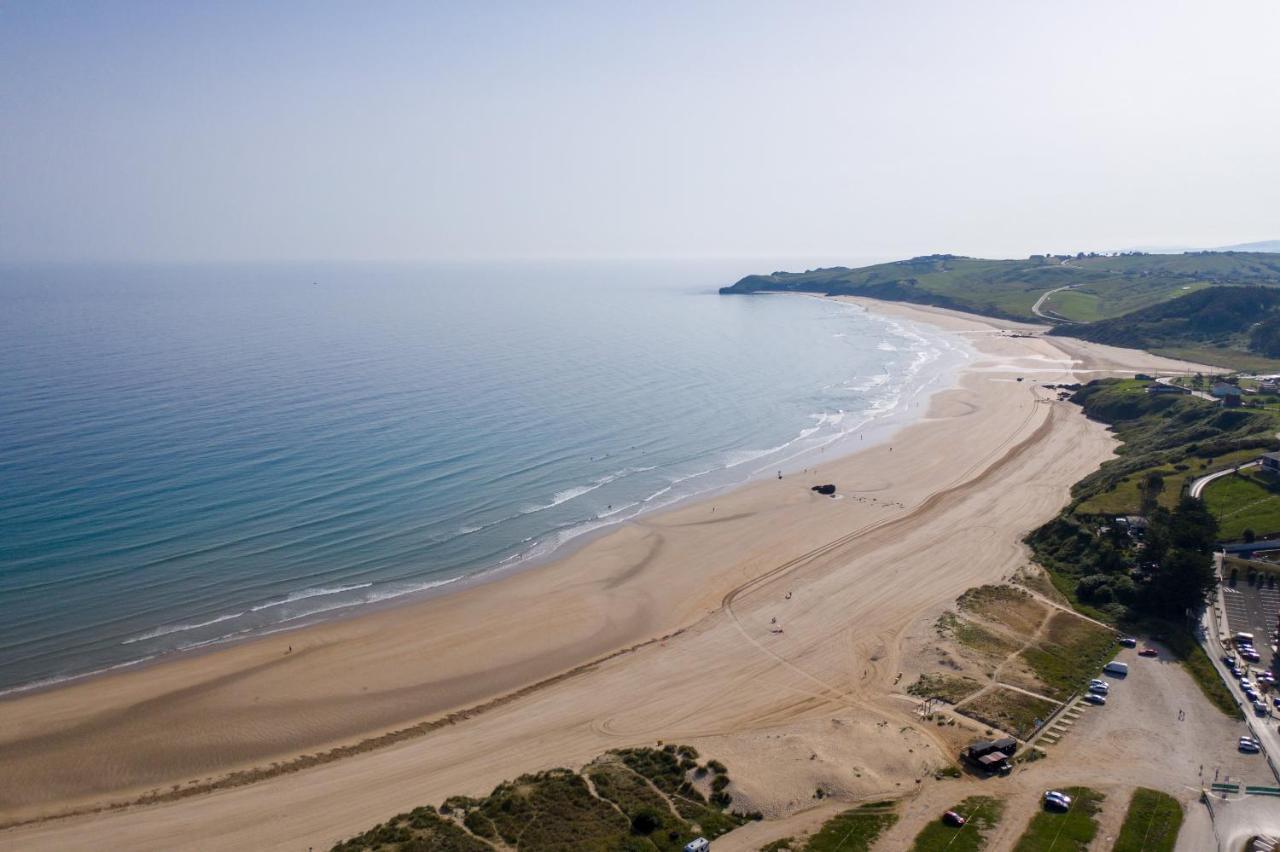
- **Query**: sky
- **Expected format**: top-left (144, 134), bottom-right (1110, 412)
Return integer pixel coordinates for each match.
top-left (2, 1), bottom-right (1278, 264)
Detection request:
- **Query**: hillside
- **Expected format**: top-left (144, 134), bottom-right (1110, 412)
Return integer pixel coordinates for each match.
top-left (1047, 286), bottom-right (1280, 371)
top-left (719, 252), bottom-right (1280, 324)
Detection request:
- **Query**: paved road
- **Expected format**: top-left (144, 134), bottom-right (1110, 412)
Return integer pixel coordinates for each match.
top-left (1031, 284), bottom-right (1077, 321)
top-left (1189, 461), bottom-right (1260, 499)
top-left (1156, 375), bottom-right (1220, 401)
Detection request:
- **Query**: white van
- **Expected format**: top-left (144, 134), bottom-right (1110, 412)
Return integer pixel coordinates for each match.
top-left (684, 839), bottom-right (710, 852)
top-left (1103, 661), bottom-right (1129, 677)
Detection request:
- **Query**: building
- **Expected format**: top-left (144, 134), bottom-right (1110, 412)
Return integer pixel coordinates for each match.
top-left (963, 737), bottom-right (1016, 774)
top-left (1211, 382), bottom-right (1243, 400)
top-left (1261, 452), bottom-right (1280, 475)
top-left (1145, 384), bottom-right (1188, 395)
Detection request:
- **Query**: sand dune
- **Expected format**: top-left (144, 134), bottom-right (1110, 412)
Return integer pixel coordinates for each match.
top-left (0, 300), bottom-right (1214, 850)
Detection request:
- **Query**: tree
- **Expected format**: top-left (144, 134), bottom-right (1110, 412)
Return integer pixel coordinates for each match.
top-left (1244, 528), bottom-right (1256, 543)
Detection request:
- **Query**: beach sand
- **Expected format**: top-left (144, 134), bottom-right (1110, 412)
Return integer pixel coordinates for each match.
top-left (0, 300), bottom-right (1216, 850)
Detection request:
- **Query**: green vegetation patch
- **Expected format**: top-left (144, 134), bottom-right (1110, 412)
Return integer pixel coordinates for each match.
top-left (800, 802), bottom-right (899, 852)
top-left (1112, 788), bottom-right (1183, 852)
top-left (957, 585), bottom-right (1047, 635)
top-left (332, 806), bottom-right (493, 852)
top-left (911, 796), bottom-right (1005, 851)
top-left (907, 673), bottom-right (985, 704)
top-left (1011, 787), bottom-right (1104, 852)
top-left (333, 746), bottom-right (754, 852)
top-left (958, 687), bottom-right (1057, 739)
top-left (1017, 612), bottom-right (1116, 700)
top-left (937, 612), bottom-right (1022, 657)
top-left (1203, 470), bottom-right (1280, 540)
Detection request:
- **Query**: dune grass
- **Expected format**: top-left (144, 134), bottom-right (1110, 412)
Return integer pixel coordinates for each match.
top-left (910, 796), bottom-right (1005, 851)
top-left (1112, 788), bottom-right (1183, 852)
top-left (802, 802), bottom-right (899, 852)
top-left (1010, 787), bottom-right (1104, 852)
top-left (331, 745), bottom-right (754, 852)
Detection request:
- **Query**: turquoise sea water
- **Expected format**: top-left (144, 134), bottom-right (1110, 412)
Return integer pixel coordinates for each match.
top-left (0, 261), bottom-right (969, 693)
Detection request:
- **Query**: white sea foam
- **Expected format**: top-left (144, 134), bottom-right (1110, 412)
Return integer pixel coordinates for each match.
top-left (121, 611), bottom-right (247, 644)
top-left (520, 466), bottom-right (658, 515)
top-left (249, 582), bottom-right (374, 613)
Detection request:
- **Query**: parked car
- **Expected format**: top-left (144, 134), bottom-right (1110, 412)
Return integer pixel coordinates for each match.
top-left (1233, 667), bottom-right (1246, 679)
top-left (1239, 737), bottom-right (1261, 753)
top-left (1084, 693), bottom-right (1107, 705)
top-left (1043, 791), bottom-right (1072, 810)
top-left (1139, 648), bottom-right (1159, 658)
top-left (1223, 654), bottom-right (1238, 666)
top-left (684, 838), bottom-right (710, 852)
top-left (1088, 683), bottom-right (1109, 696)
top-left (1119, 637), bottom-right (1138, 648)
top-left (1254, 700), bottom-right (1269, 716)
top-left (1243, 650), bottom-right (1262, 663)
top-left (1272, 696), bottom-right (1280, 710)
top-left (1089, 678), bottom-right (1110, 689)
top-left (942, 811), bottom-right (967, 827)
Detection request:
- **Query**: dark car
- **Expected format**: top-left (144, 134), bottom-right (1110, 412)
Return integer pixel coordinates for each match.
top-left (1120, 637), bottom-right (1138, 648)
top-left (943, 811), bottom-right (967, 827)
top-left (1139, 648), bottom-right (1159, 658)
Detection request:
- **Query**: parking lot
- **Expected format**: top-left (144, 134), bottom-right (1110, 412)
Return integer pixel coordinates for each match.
top-left (1221, 568), bottom-right (1280, 673)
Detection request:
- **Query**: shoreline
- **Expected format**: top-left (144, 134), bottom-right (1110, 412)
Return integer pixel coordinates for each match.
top-left (0, 298), bottom-right (1219, 848)
top-left (0, 296), bottom-right (970, 703)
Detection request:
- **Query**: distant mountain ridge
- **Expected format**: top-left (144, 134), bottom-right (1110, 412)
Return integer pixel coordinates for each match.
top-left (1218, 239), bottom-right (1280, 253)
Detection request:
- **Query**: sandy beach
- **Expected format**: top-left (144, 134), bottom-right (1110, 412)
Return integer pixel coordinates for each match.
top-left (0, 299), bottom-right (1216, 850)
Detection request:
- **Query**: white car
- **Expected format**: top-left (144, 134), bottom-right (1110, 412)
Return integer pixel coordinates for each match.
top-left (1089, 679), bottom-right (1110, 690)
top-left (1044, 790), bottom-right (1073, 805)
top-left (1088, 683), bottom-right (1109, 695)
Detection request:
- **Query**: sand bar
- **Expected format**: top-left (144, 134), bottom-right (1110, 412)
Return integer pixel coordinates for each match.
top-left (0, 299), bottom-right (1215, 850)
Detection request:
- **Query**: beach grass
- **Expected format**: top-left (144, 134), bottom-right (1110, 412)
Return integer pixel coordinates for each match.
top-left (331, 746), bottom-right (753, 852)
top-left (907, 673), bottom-right (985, 705)
top-left (1017, 612), bottom-right (1116, 700)
top-left (800, 802), bottom-right (899, 852)
top-left (910, 796), bottom-right (1005, 851)
top-left (1111, 788), bottom-right (1183, 852)
top-left (959, 687), bottom-right (1058, 739)
top-left (957, 585), bottom-right (1047, 636)
top-left (1010, 787), bottom-right (1104, 852)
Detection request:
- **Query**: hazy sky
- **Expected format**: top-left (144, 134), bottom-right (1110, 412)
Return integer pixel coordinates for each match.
top-left (3, 1), bottom-right (1278, 263)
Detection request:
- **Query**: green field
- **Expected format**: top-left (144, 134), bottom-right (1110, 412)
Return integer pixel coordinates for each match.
top-left (1075, 448), bottom-right (1262, 516)
top-left (1010, 787), bottom-right (1104, 852)
top-left (760, 802), bottom-right (898, 852)
top-left (1202, 470), bottom-right (1280, 540)
top-left (911, 796), bottom-right (1004, 851)
top-left (1040, 288), bottom-right (1102, 322)
top-left (1112, 788), bottom-right (1183, 852)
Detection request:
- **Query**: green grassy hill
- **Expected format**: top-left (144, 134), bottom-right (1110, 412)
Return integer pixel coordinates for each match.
top-left (720, 251), bottom-right (1280, 325)
top-left (1046, 285), bottom-right (1280, 370)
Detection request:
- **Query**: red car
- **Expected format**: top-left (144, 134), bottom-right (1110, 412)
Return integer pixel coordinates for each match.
top-left (1139, 648), bottom-right (1159, 658)
top-left (943, 811), bottom-right (967, 827)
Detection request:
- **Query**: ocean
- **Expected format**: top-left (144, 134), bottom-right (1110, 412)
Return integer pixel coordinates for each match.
top-left (0, 260), bottom-right (970, 694)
